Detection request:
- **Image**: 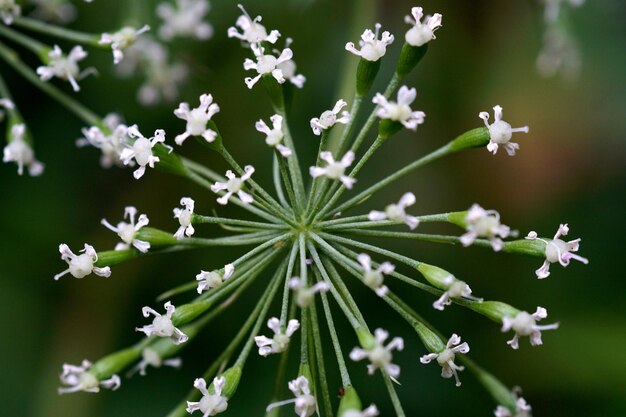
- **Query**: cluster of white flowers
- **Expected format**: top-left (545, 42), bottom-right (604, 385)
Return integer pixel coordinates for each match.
top-left (157, 0), bottom-right (213, 41)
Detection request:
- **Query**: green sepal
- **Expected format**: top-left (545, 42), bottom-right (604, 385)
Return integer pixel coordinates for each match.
top-left (171, 300), bottom-right (212, 326)
top-left (414, 324), bottom-right (445, 353)
top-left (448, 127), bottom-right (490, 152)
top-left (153, 144), bottom-right (187, 177)
top-left (337, 386), bottom-right (362, 416)
top-left (356, 327), bottom-right (375, 350)
top-left (378, 119), bottom-right (403, 139)
top-left (396, 43), bottom-right (428, 78)
top-left (447, 211), bottom-right (468, 228)
top-left (416, 263), bottom-right (455, 290)
top-left (95, 249), bottom-right (136, 267)
top-left (356, 58), bottom-right (381, 96)
top-left (468, 301), bottom-right (520, 324)
top-left (135, 227), bottom-right (178, 247)
top-left (502, 238), bottom-right (546, 258)
top-left (215, 366), bottom-right (242, 399)
top-left (90, 347), bottom-right (141, 380)
top-left (263, 73), bottom-right (285, 109)
top-left (298, 363), bottom-right (313, 384)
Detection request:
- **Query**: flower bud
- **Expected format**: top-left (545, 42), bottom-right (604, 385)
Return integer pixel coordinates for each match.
top-left (356, 58), bottom-right (381, 97)
top-left (171, 299), bottom-right (213, 326)
top-left (218, 366), bottom-right (242, 399)
top-left (416, 263), bottom-right (453, 289)
top-left (448, 127), bottom-right (490, 153)
top-left (468, 301), bottom-right (520, 324)
top-left (135, 227), bottom-right (179, 247)
top-left (90, 347), bottom-right (141, 380)
top-left (95, 249), bottom-right (137, 267)
top-left (396, 43), bottom-right (428, 78)
top-left (337, 386), bottom-right (362, 416)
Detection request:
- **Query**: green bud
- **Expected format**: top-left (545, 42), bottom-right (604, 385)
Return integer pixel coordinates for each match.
top-left (396, 43), bottom-right (428, 78)
top-left (136, 227), bottom-right (178, 247)
top-left (171, 300), bottom-right (212, 326)
top-left (337, 386), bottom-right (362, 416)
top-left (377, 119), bottom-right (403, 139)
top-left (95, 249), bottom-right (136, 267)
top-left (448, 127), bottom-right (490, 153)
top-left (90, 347), bottom-right (141, 380)
top-left (447, 211), bottom-right (468, 228)
top-left (417, 263), bottom-right (455, 290)
top-left (216, 366), bottom-right (242, 399)
top-left (468, 301), bottom-right (520, 324)
top-left (414, 324), bottom-right (445, 353)
top-left (153, 144), bottom-right (187, 177)
top-left (502, 238), bottom-right (546, 258)
top-left (356, 58), bottom-right (381, 96)
top-left (263, 73), bottom-right (285, 109)
top-left (356, 327), bottom-right (375, 350)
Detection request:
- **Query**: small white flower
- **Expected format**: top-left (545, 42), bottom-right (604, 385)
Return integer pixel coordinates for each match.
top-left (54, 243), bottom-right (111, 280)
top-left (77, 115), bottom-right (129, 168)
top-left (309, 151), bottom-right (356, 189)
top-left (173, 197), bottom-right (196, 239)
top-left (479, 105), bottom-right (529, 156)
top-left (495, 395), bottom-right (533, 417)
top-left (210, 166), bottom-right (255, 205)
top-left (243, 43), bottom-right (293, 89)
top-left (0, 0), bottom-right (21, 25)
top-left (526, 224), bottom-right (588, 278)
top-left (536, 26), bottom-right (581, 81)
top-left (114, 36), bottom-right (166, 77)
top-left (30, 0), bottom-right (77, 24)
top-left (342, 405), bottom-right (380, 417)
top-left (368, 192), bottom-right (419, 229)
top-left (542, 0), bottom-right (585, 23)
top-left (138, 60), bottom-right (189, 105)
top-left (289, 277), bottom-right (329, 308)
top-left (372, 86), bottom-right (425, 131)
top-left (36, 45), bottom-right (91, 92)
top-left (128, 348), bottom-right (182, 377)
top-left (58, 359), bottom-right (120, 394)
top-left (310, 99), bottom-right (351, 136)
top-left (157, 0), bottom-right (213, 41)
top-left (501, 307), bottom-right (559, 349)
top-left (196, 264), bottom-right (234, 294)
top-left (99, 25), bottom-right (151, 64)
top-left (174, 94), bottom-right (220, 145)
top-left (120, 125), bottom-right (171, 179)
top-left (460, 204), bottom-right (513, 251)
top-left (275, 38), bottom-right (306, 88)
top-left (101, 206), bottom-right (151, 253)
top-left (432, 275), bottom-right (482, 311)
top-left (228, 4), bottom-right (280, 45)
top-left (345, 23), bottom-right (394, 61)
top-left (187, 376), bottom-right (229, 416)
top-left (136, 301), bottom-right (188, 344)
top-left (420, 333), bottom-right (470, 387)
top-left (255, 317), bottom-right (300, 357)
top-left (266, 376), bottom-right (317, 417)
top-left (3, 123), bottom-right (45, 176)
top-left (357, 253), bottom-right (394, 297)
top-left (350, 328), bottom-right (404, 381)
top-left (0, 97), bottom-right (14, 120)
top-left (255, 114), bottom-right (291, 157)
top-left (404, 7), bottom-right (443, 47)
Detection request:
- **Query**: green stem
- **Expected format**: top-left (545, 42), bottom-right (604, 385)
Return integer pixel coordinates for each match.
top-left (318, 288), bottom-right (351, 387)
top-left (338, 229), bottom-right (498, 250)
top-left (275, 106), bottom-right (306, 213)
top-left (14, 16), bottom-right (102, 47)
top-left (273, 154), bottom-right (290, 208)
top-left (383, 372), bottom-right (406, 417)
top-left (193, 215), bottom-right (286, 230)
top-left (0, 24), bottom-right (47, 57)
top-left (309, 298), bottom-right (334, 417)
top-left (320, 213), bottom-right (452, 229)
top-left (280, 240), bottom-right (299, 326)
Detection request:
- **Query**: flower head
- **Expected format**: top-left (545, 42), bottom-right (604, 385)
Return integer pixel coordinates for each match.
top-left (275, 38), bottom-right (306, 88)
top-left (501, 307), bottom-right (559, 349)
top-left (228, 4), bottom-right (280, 45)
top-left (420, 334), bottom-right (469, 387)
top-left (460, 204), bottom-right (513, 251)
top-left (174, 93), bottom-right (220, 145)
top-left (256, 114), bottom-right (291, 157)
top-left (373, 86), bottom-right (425, 130)
top-left (404, 7), bottom-right (443, 47)
top-left (255, 317), bottom-right (300, 356)
top-left (54, 243), bottom-right (111, 280)
top-left (310, 100), bottom-right (351, 136)
top-left (289, 277), bottom-right (329, 308)
top-left (101, 206), bottom-right (151, 253)
top-left (136, 301), bottom-right (188, 344)
top-left (432, 276), bottom-right (482, 311)
top-left (36, 45), bottom-right (91, 92)
top-left (121, 125), bottom-right (170, 179)
top-left (173, 197), bottom-right (196, 239)
top-left (58, 359), bottom-right (120, 394)
top-left (0, 0), bottom-right (20, 25)
top-left (77, 114), bottom-right (129, 168)
top-left (309, 151), bottom-right (356, 189)
top-left (157, 0), bottom-right (213, 40)
top-left (350, 328), bottom-right (404, 381)
top-left (345, 23), bottom-right (394, 61)
top-left (99, 25), bottom-right (151, 64)
top-left (128, 348), bottom-right (182, 377)
top-left (196, 264), bottom-right (234, 294)
top-left (526, 224), bottom-right (588, 278)
top-left (495, 395), bottom-right (533, 417)
top-left (210, 166), bottom-right (255, 205)
top-left (479, 105), bottom-right (529, 156)
top-left (357, 253), bottom-right (394, 297)
top-left (243, 43), bottom-right (293, 89)
top-left (3, 123), bottom-right (45, 176)
top-left (368, 192), bottom-right (419, 229)
top-left (187, 376), bottom-right (228, 416)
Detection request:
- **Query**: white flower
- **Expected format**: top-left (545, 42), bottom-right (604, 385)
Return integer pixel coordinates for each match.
top-left (77, 114), bottom-right (129, 168)
top-left (266, 376), bottom-right (317, 417)
top-left (275, 38), bottom-right (306, 88)
top-left (128, 348), bottom-right (182, 377)
top-left (350, 328), bottom-right (404, 381)
top-left (196, 264), bottom-right (234, 294)
top-left (372, 86), bottom-right (425, 130)
top-left (157, 0), bottom-right (213, 41)
top-left (138, 60), bottom-right (189, 105)
top-left (187, 376), bottom-right (228, 416)
top-left (210, 166), bottom-right (255, 205)
top-left (479, 105), bottom-right (529, 156)
top-left (114, 36), bottom-right (166, 77)
top-left (357, 253), bottom-right (394, 297)
top-left (174, 94), bottom-right (220, 145)
top-left (536, 26), bottom-right (581, 81)
top-left (420, 333), bottom-right (470, 387)
top-left (404, 7), bottom-right (443, 47)
top-left (289, 277), bottom-right (329, 308)
top-left (432, 275), bottom-right (482, 311)
top-left (368, 192), bottom-right (419, 229)
top-left (0, 0), bottom-right (21, 25)
top-left (121, 125), bottom-right (171, 179)
top-left (54, 243), bottom-right (111, 280)
top-left (255, 114), bottom-right (291, 157)
top-left (345, 23), bottom-right (394, 61)
top-left (228, 4), bottom-right (280, 45)
top-left (99, 25), bottom-right (151, 64)
top-left (36, 45), bottom-right (91, 92)
top-left (30, 0), bottom-right (76, 24)
top-left (309, 151), bottom-right (356, 189)
top-left (495, 395), bottom-right (533, 417)
top-left (136, 301), bottom-right (188, 344)
top-left (3, 123), bottom-right (45, 176)
top-left (460, 204), bottom-right (513, 251)
top-left (0, 97), bottom-right (14, 120)
top-left (101, 206), bottom-right (151, 253)
top-left (58, 359), bottom-right (120, 394)
top-left (542, 0), bottom-right (585, 23)
top-left (255, 317), bottom-right (300, 356)
top-left (173, 197), bottom-right (196, 239)
top-left (310, 100), bottom-right (351, 136)
top-left (501, 307), bottom-right (559, 349)
top-left (243, 43), bottom-right (293, 89)
top-left (342, 405), bottom-right (380, 417)
top-left (526, 224), bottom-right (588, 278)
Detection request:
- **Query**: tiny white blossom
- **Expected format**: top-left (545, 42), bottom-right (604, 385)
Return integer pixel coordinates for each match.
top-left (309, 151), bottom-right (356, 189)
top-left (0, 0), bottom-right (20, 25)
top-left (342, 404), bottom-right (380, 417)
top-left (310, 99), bottom-right (351, 136)
top-left (346, 23), bottom-right (394, 61)
top-left (157, 0), bottom-right (213, 41)
top-left (432, 275), bottom-right (482, 311)
top-left (372, 86), bottom-right (425, 130)
top-left (196, 264), bottom-right (234, 294)
top-left (275, 38), bottom-right (306, 88)
top-left (460, 204), bottom-right (513, 251)
top-left (501, 307), bottom-right (559, 349)
top-left (114, 36), bottom-right (166, 78)
top-left (58, 359), bottom-right (120, 394)
top-left (0, 97), bottom-right (14, 120)
top-left (30, 0), bottom-right (77, 24)
top-left (536, 26), bottom-right (581, 81)
top-left (289, 277), bottom-right (329, 308)
top-left (54, 243), bottom-right (111, 280)
top-left (3, 123), bottom-right (45, 176)
top-left (210, 166), bottom-right (255, 205)
top-left (77, 114), bottom-right (129, 168)
top-left (101, 206), bottom-right (151, 253)
top-left (254, 317), bottom-right (300, 357)
top-left (526, 224), bottom-right (588, 278)
top-left (174, 94), bottom-right (220, 145)
top-left (139, 60), bottom-right (189, 105)
top-left (243, 43), bottom-right (293, 89)
top-left (228, 4), bottom-right (280, 45)
top-left (121, 125), bottom-right (171, 179)
top-left (173, 197), bottom-right (196, 239)
top-left (136, 301), bottom-right (188, 344)
top-left (266, 376), bottom-right (317, 417)
top-left (495, 395), bottom-right (533, 417)
top-left (404, 7), bottom-right (443, 47)
top-left (187, 376), bottom-right (228, 416)
top-left (255, 114), bottom-right (291, 157)
top-left (420, 334), bottom-right (470, 387)
top-left (350, 328), bottom-right (404, 381)
top-left (36, 45), bottom-right (91, 92)
top-left (479, 105), bottom-right (529, 156)
top-left (542, 0), bottom-right (585, 23)
top-left (357, 253), bottom-right (394, 297)
top-left (368, 192), bottom-right (419, 229)
top-left (128, 348), bottom-right (182, 377)
top-left (99, 25), bottom-right (151, 64)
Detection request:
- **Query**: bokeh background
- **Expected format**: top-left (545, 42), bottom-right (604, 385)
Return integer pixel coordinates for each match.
top-left (1, 0), bottom-right (625, 416)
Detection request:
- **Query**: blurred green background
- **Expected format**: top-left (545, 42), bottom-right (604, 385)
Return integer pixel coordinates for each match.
top-left (1, 0), bottom-right (625, 416)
